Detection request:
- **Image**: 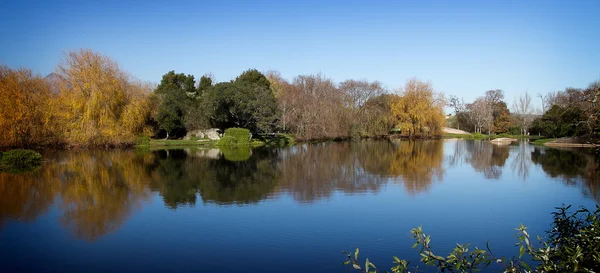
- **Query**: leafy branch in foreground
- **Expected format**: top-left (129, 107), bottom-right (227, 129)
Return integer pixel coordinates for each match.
top-left (343, 205), bottom-right (600, 273)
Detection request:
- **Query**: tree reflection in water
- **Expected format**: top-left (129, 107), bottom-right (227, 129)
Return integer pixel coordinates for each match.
top-left (1, 141), bottom-right (599, 241)
top-left (531, 146), bottom-right (600, 202)
top-left (277, 142), bottom-right (387, 202)
top-left (359, 140), bottom-right (444, 194)
top-left (512, 141), bottom-right (533, 180)
top-left (146, 147), bottom-right (280, 207)
top-left (462, 140), bottom-right (510, 179)
top-left (0, 150), bottom-right (152, 241)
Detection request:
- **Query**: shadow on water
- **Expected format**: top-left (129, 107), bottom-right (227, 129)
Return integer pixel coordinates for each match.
top-left (1, 140), bottom-right (599, 241)
top-left (531, 146), bottom-right (600, 202)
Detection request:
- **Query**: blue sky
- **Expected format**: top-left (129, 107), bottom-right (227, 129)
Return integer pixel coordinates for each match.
top-left (1, 0), bottom-right (599, 108)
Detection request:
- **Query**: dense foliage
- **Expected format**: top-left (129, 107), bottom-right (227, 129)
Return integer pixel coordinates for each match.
top-left (344, 205), bottom-right (600, 273)
top-left (0, 67), bottom-right (54, 147)
top-left (55, 50), bottom-right (155, 146)
top-left (0, 50), bottom-right (156, 147)
top-left (391, 78), bottom-right (446, 137)
top-left (154, 71), bottom-right (196, 138)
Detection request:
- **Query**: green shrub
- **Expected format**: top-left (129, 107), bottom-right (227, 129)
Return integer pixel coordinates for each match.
top-left (344, 205), bottom-right (600, 273)
top-left (216, 135), bottom-right (237, 146)
top-left (225, 128), bottom-right (252, 143)
top-left (136, 136), bottom-right (151, 146)
top-left (216, 128), bottom-right (252, 146)
top-left (0, 149), bottom-right (42, 173)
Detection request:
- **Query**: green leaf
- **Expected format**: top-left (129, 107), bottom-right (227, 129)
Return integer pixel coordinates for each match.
top-left (352, 263), bottom-right (361, 270)
top-left (344, 260), bottom-right (351, 265)
top-left (519, 246), bottom-right (525, 258)
top-left (354, 248), bottom-right (359, 261)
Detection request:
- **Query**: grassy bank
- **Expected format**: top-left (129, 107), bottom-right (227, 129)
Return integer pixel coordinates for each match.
top-left (532, 138), bottom-right (557, 145)
top-left (144, 139), bottom-right (218, 147)
top-left (443, 133), bottom-right (544, 140)
top-left (443, 133), bottom-right (491, 139)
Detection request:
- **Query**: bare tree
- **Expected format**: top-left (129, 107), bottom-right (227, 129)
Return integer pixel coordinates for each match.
top-left (512, 92), bottom-right (536, 135)
top-left (466, 97), bottom-right (491, 133)
top-left (448, 95), bottom-right (465, 130)
top-left (339, 79), bottom-right (385, 136)
top-left (483, 90), bottom-right (503, 134)
top-left (287, 74), bottom-right (349, 140)
top-left (537, 92), bottom-right (547, 112)
top-left (339, 79), bottom-right (384, 109)
top-left (545, 91), bottom-right (558, 108)
top-left (484, 89), bottom-right (504, 105)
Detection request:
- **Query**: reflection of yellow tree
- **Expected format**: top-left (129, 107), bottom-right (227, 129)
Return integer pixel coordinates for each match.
top-left (0, 170), bottom-right (58, 228)
top-left (0, 150), bottom-right (152, 241)
top-left (55, 151), bottom-right (151, 240)
top-left (361, 140), bottom-right (444, 194)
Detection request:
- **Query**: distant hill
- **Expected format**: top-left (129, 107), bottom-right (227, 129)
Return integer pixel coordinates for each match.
top-left (44, 72), bottom-right (63, 94)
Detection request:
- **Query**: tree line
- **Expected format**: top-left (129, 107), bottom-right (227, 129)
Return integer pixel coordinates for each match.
top-left (448, 82), bottom-right (600, 138)
top-left (0, 49), bottom-right (447, 147)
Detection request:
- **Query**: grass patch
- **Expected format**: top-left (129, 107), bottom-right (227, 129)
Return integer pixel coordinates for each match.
top-left (145, 139), bottom-right (217, 147)
top-left (532, 138), bottom-right (556, 145)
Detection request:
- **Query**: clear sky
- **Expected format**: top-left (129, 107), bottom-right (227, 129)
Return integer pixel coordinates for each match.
top-left (1, 0), bottom-right (599, 108)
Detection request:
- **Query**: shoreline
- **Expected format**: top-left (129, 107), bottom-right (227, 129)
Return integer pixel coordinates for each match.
top-left (544, 142), bottom-right (600, 148)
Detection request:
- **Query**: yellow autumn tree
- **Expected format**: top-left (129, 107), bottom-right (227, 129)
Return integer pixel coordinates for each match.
top-left (0, 66), bottom-right (54, 147)
top-left (391, 78), bottom-right (446, 137)
top-left (55, 49), bottom-right (154, 146)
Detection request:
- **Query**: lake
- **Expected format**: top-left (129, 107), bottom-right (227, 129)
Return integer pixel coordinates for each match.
top-left (0, 139), bottom-right (598, 273)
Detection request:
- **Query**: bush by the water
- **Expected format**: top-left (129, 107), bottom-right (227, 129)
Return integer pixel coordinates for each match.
top-left (344, 205), bottom-right (600, 273)
top-left (216, 128), bottom-right (252, 146)
top-left (0, 149), bottom-right (42, 172)
top-left (136, 136), bottom-right (151, 146)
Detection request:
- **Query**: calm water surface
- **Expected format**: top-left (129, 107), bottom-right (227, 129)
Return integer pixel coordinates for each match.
top-left (1, 140), bottom-right (598, 273)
